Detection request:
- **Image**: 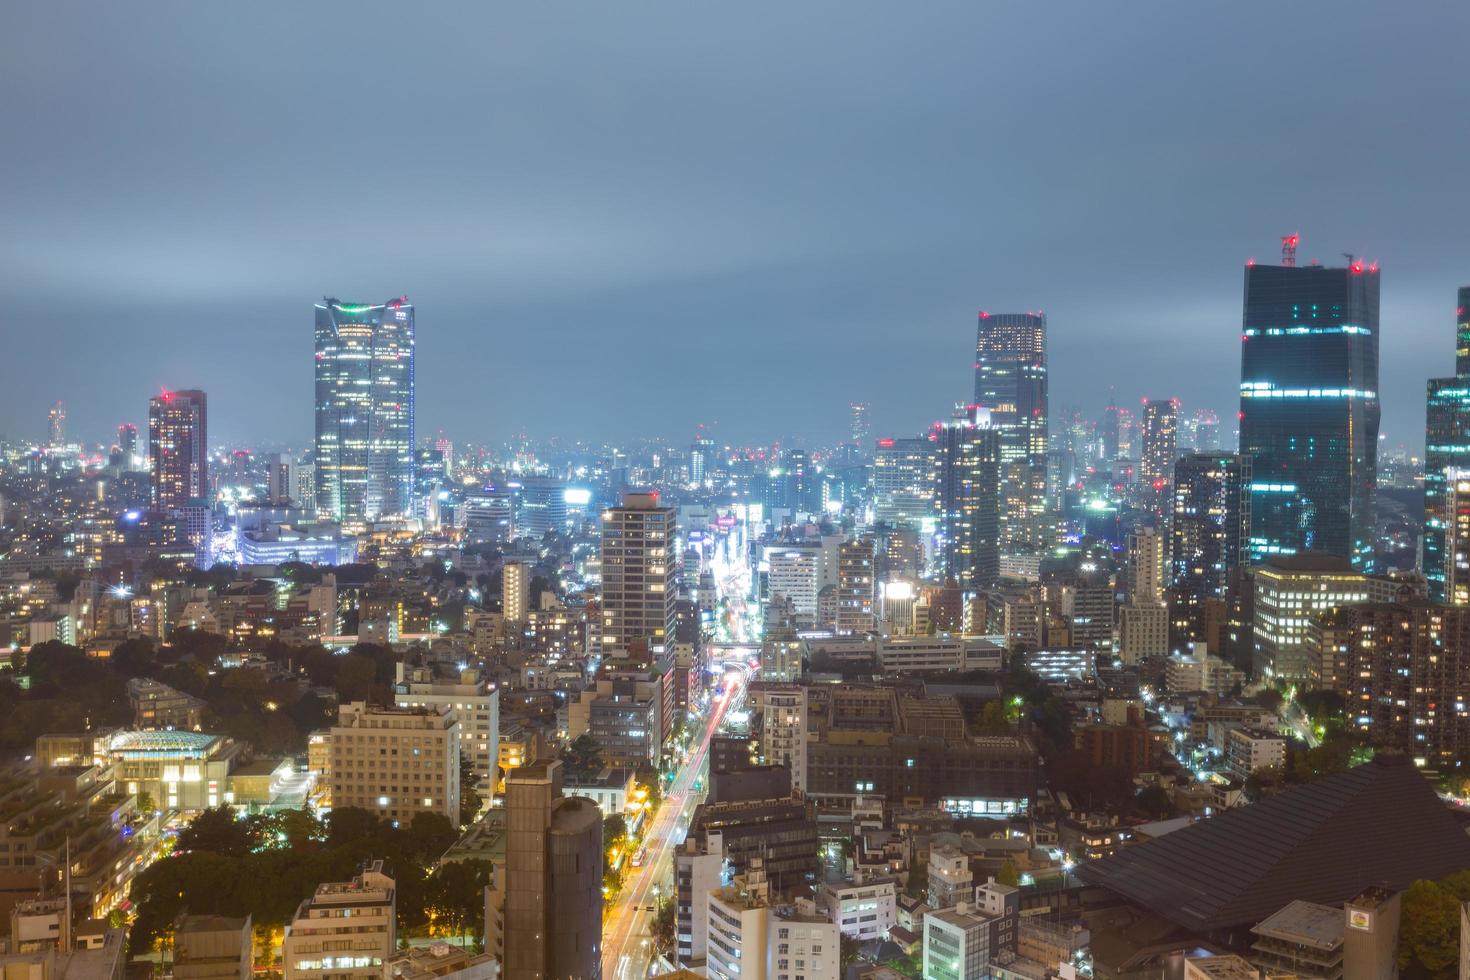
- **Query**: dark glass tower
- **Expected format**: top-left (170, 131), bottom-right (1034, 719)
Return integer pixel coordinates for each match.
top-left (973, 312), bottom-right (1048, 545)
top-left (1239, 258), bottom-right (1380, 568)
top-left (1169, 452), bottom-right (1251, 635)
top-left (314, 297), bottom-right (416, 522)
top-left (1423, 287), bottom-right (1470, 602)
top-left (936, 407), bottom-right (1001, 590)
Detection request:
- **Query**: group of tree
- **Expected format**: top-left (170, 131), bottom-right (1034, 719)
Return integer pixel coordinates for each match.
top-left (1397, 870), bottom-right (1470, 977)
top-left (130, 806), bottom-right (486, 954)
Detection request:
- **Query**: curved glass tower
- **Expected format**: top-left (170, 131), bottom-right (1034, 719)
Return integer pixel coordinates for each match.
top-left (314, 297), bottom-right (415, 523)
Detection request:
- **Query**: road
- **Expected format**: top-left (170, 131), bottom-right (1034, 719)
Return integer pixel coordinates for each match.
top-left (601, 516), bottom-right (757, 979)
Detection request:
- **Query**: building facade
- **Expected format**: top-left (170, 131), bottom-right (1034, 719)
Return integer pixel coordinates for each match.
top-left (1239, 256), bottom-right (1380, 567)
top-left (936, 409), bottom-right (1001, 592)
top-left (148, 390), bottom-right (208, 511)
top-left (1424, 287), bottom-right (1470, 602)
top-left (327, 702), bottom-right (460, 823)
top-left (600, 491), bottom-right (677, 659)
top-left (313, 297), bottom-right (416, 523)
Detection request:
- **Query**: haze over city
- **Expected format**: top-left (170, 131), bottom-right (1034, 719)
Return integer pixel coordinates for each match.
top-left (5, 2), bottom-right (1470, 447)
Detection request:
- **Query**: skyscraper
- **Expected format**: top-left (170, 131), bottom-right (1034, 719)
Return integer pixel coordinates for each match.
top-left (47, 401), bottom-right (65, 447)
top-left (314, 297), bottom-right (415, 523)
top-left (148, 389), bottom-right (208, 511)
top-left (935, 407), bottom-right (1001, 591)
top-left (973, 312), bottom-right (1048, 546)
top-left (1239, 250), bottom-right (1380, 567)
top-left (1139, 399), bottom-right (1179, 495)
top-left (1169, 453), bottom-right (1252, 636)
top-left (600, 490), bottom-right (677, 659)
top-left (849, 401), bottom-right (871, 447)
top-left (1423, 287), bottom-right (1470, 603)
top-left (872, 436), bottom-right (935, 529)
top-left (836, 535), bottom-right (876, 634)
top-left (116, 423), bottom-right (138, 468)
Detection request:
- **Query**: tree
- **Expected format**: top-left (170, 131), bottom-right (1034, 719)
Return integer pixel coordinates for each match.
top-left (560, 734), bottom-right (604, 779)
top-left (1134, 784), bottom-right (1176, 820)
top-left (459, 754), bottom-right (483, 827)
top-left (176, 807), bottom-right (254, 857)
top-left (651, 895), bottom-right (676, 957)
top-left (335, 654), bottom-right (379, 704)
top-left (110, 637), bottom-right (156, 674)
top-left (973, 700), bottom-right (1013, 736)
top-left (407, 812), bottom-right (458, 862)
top-left (840, 934), bottom-right (863, 971)
top-left (1398, 879), bottom-right (1461, 977)
top-left (425, 860), bottom-right (491, 945)
top-left (995, 861), bottom-right (1021, 888)
top-left (603, 814), bottom-right (628, 847)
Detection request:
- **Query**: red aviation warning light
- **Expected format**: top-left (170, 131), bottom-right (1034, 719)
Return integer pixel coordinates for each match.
top-left (1281, 234), bottom-right (1299, 267)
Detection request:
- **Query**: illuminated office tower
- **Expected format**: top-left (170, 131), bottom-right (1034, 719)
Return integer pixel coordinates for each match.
top-left (1422, 287), bottom-right (1470, 602)
top-left (849, 401), bottom-right (871, 446)
top-left (1169, 453), bottom-right (1251, 636)
top-left (47, 401), bottom-right (65, 447)
top-left (1188, 409), bottom-right (1220, 452)
top-left (973, 312), bottom-right (1048, 544)
top-left (600, 491), bottom-right (677, 659)
top-left (313, 297), bottom-right (415, 523)
top-left (503, 561), bottom-right (531, 623)
top-left (935, 408), bottom-right (1001, 591)
top-left (148, 390), bottom-right (208, 511)
top-left (116, 423), bottom-right (138, 469)
top-left (1239, 247), bottom-right (1380, 567)
top-left (516, 477), bottom-right (567, 540)
top-left (836, 536), bottom-right (876, 634)
top-left (1139, 399), bottom-right (1179, 495)
top-left (872, 437), bottom-right (935, 529)
top-left (689, 432), bottom-right (714, 485)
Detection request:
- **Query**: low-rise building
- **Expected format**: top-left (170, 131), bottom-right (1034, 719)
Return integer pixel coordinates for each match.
top-left (1227, 728), bottom-right (1287, 779)
top-left (820, 876), bottom-right (897, 942)
top-left (283, 861), bottom-right (395, 980)
top-left (328, 703), bottom-right (460, 823)
top-left (174, 914), bottom-right (253, 980)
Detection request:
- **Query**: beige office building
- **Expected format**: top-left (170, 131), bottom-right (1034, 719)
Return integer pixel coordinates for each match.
top-left (328, 702), bottom-right (460, 823)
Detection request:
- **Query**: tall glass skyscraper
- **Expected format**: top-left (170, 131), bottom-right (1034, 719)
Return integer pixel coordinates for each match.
top-left (1169, 452), bottom-right (1251, 636)
top-left (1423, 286), bottom-right (1470, 602)
top-left (148, 389), bottom-right (208, 510)
top-left (314, 297), bottom-right (415, 523)
top-left (935, 407), bottom-right (1001, 590)
top-left (1238, 258), bottom-right (1380, 568)
top-left (973, 312), bottom-right (1047, 546)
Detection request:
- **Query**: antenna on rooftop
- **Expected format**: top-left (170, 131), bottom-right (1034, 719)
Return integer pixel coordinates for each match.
top-left (1280, 234), bottom-right (1299, 267)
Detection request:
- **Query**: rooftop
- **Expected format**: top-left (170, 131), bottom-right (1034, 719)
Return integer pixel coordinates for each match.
top-left (1252, 899), bottom-right (1343, 950)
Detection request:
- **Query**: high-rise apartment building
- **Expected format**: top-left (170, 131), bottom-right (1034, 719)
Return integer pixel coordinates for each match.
top-left (1139, 399), bottom-right (1179, 495)
top-left (1239, 252), bottom-right (1380, 567)
top-left (47, 401), bottom-right (65, 447)
top-left (1126, 526), bottom-right (1164, 603)
top-left (936, 409), bottom-right (1001, 591)
top-left (767, 546), bottom-right (821, 623)
top-left (116, 423), bottom-right (138, 468)
top-left (600, 491), bottom-right (677, 658)
top-left (836, 536), bottom-right (876, 634)
top-left (1440, 473), bottom-right (1470, 606)
top-left (327, 701), bottom-right (460, 823)
top-left (872, 437), bottom-right (935, 529)
top-left (503, 562), bottom-right (531, 623)
top-left (1423, 287), bottom-right (1470, 602)
top-left (148, 389), bottom-right (208, 511)
top-left (503, 761), bottom-right (602, 980)
top-left (313, 297), bottom-right (415, 523)
top-left (1169, 454), bottom-right (1252, 639)
top-left (1338, 601), bottom-right (1470, 767)
top-left (973, 313), bottom-right (1048, 546)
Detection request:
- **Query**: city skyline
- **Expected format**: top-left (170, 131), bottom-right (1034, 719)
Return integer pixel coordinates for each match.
top-left (4, 4), bottom-right (1470, 448)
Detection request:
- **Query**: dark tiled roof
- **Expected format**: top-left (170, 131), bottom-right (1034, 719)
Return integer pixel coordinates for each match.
top-left (1075, 754), bottom-right (1470, 931)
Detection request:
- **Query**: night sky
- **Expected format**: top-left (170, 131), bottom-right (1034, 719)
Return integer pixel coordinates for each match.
top-left (4, 3), bottom-right (1468, 451)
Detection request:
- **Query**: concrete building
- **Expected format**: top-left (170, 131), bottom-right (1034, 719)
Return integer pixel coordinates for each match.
top-left (126, 678), bottom-right (206, 731)
top-left (328, 702), bottom-right (460, 823)
top-left (836, 537), bottom-right (876, 635)
top-left (1249, 899), bottom-right (1343, 979)
top-left (503, 761), bottom-right (602, 980)
top-left (1117, 600), bottom-right (1168, 665)
top-left (174, 915), bottom-right (252, 980)
top-left (600, 491), bottom-right (677, 658)
top-left (760, 687), bottom-right (807, 793)
top-left (502, 562), bottom-right (530, 624)
top-left (283, 861), bottom-right (395, 980)
top-left (1227, 728), bottom-right (1287, 779)
top-left (705, 871), bottom-right (840, 980)
top-left (1251, 554), bottom-right (1398, 682)
top-left (394, 664), bottom-right (499, 791)
top-left (822, 876), bottom-right (897, 942)
top-left (927, 845), bottom-right (972, 910)
top-left (767, 547), bottom-right (821, 624)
